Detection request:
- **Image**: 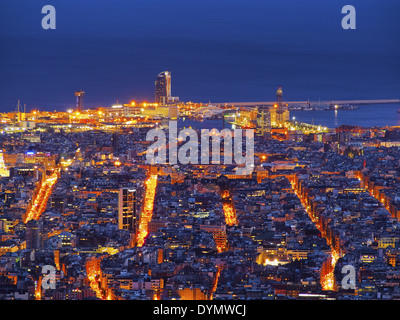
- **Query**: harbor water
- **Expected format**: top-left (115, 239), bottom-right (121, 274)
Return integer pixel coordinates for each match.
top-left (179, 103), bottom-right (400, 130)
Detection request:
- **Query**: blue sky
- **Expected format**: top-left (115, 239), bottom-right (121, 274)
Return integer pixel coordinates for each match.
top-left (0, 0), bottom-right (399, 111)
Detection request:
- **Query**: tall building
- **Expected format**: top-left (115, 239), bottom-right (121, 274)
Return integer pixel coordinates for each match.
top-left (276, 86), bottom-right (283, 111)
top-left (155, 71), bottom-right (179, 105)
top-left (118, 187), bottom-right (138, 233)
top-left (155, 71), bottom-right (171, 105)
top-left (275, 86), bottom-right (289, 125)
top-left (256, 107), bottom-right (272, 137)
top-left (26, 220), bottom-right (44, 250)
top-left (111, 132), bottom-right (119, 152)
top-left (75, 90), bottom-right (85, 111)
top-left (0, 151), bottom-right (9, 177)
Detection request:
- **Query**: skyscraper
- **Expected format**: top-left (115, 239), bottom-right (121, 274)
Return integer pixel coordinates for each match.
top-left (275, 86), bottom-right (289, 125)
top-left (155, 71), bottom-right (171, 105)
top-left (111, 132), bottom-right (119, 152)
top-left (276, 86), bottom-right (283, 112)
top-left (118, 187), bottom-right (138, 233)
top-left (256, 106), bottom-right (272, 137)
top-left (75, 90), bottom-right (85, 111)
top-left (26, 220), bottom-right (44, 250)
top-left (0, 151), bottom-right (9, 177)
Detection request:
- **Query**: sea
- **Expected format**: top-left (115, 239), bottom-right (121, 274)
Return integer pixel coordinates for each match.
top-left (178, 103), bottom-right (400, 131)
top-left (290, 103), bottom-right (400, 129)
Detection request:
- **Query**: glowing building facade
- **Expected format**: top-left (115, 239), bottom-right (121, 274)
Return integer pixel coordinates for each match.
top-left (118, 187), bottom-right (138, 233)
top-left (155, 71), bottom-right (171, 105)
top-left (75, 91), bottom-right (85, 111)
top-left (0, 151), bottom-right (9, 177)
top-left (155, 71), bottom-right (179, 105)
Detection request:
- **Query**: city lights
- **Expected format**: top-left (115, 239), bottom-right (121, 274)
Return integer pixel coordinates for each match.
top-left (0, 0), bottom-right (398, 305)
top-left (290, 177), bottom-right (343, 291)
top-left (220, 189), bottom-right (238, 226)
top-left (23, 171), bottom-right (59, 223)
top-left (85, 256), bottom-right (114, 300)
top-left (1, 71), bottom-right (399, 302)
top-left (136, 174), bottom-right (158, 247)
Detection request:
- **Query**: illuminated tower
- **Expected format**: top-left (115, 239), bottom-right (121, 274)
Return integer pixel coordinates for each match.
top-left (256, 107), bottom-right (271, 137)
top-left (155, 71), bottom-right (171, 105)
top-left (0, 151), bottom-right (9, 177)
top-left (75, 90), bottom-right (85, 111)
top-left (276, 86), bottom-right (283, 111)
top-left (118, 187), bottom-right (138, 233)
top-left (275, 86), bottom-right (289, 125)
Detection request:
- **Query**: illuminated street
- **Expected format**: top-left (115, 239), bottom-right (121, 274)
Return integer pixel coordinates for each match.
top-left (136, 174), bottom-right (158, 247)
top-left (220, 189), bottom-right (238, 226)
top-left (209, 265), bottom-right (223, 300)
top-left (23, 171), bottom-right (59, 223)
top-left (0, 0), bottom-right (399, 303)
top-left (85, 256), bottom-right (115, 300)
top-left (290, 177), bottom-right (343, 291)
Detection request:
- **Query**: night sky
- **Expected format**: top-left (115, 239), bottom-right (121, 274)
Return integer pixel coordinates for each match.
top-left (0, 0), bottom-right (399, 111)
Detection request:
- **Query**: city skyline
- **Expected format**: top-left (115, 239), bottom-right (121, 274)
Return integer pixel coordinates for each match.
top-left (0, 0), bottom-right (399, 111)
top-left (1, 0), bottom-right (400, 308)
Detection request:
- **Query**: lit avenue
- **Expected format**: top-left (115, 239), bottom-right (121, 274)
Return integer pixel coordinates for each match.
top-left (1, 75), bottom-right (400, 301)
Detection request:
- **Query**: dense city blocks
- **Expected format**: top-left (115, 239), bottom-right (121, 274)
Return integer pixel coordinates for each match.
top-left (1, 98), bottom-right (400, 300)
top-left (0, 1), bottom-right (399, 306)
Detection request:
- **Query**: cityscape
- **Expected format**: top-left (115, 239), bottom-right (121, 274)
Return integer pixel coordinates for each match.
top-left (1, 1), bottom-right (400, 309)
top-left (1, 70), bottom-right (400, 302)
